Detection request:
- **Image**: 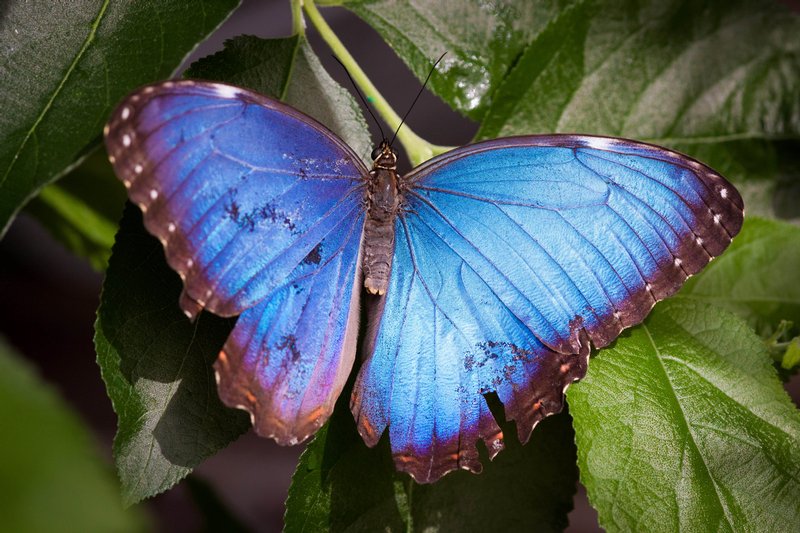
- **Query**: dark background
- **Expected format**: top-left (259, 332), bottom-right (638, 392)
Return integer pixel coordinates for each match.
top-left (1, 1), bottom-right (797, 531)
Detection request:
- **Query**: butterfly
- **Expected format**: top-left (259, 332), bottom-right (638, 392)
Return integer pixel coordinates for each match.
top-left (104, 79), bottom-right (744, 484)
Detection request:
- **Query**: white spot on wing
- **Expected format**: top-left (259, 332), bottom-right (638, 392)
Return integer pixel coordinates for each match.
top-left (103, 124), bottom-right (109, 136)
top-left (720, 188), bottom-right (728, 198)
top-left (108, 155), bottom-right (116, 164)
top-left (123, 179), bottom-right (131, 188)
top-left (134, 164), bottom-right (143, 174)
top-left (674, 258), bottom-right (682, 267)
top-left (186, 259), bottom-right (194, 268)
top-left (149, 189), bottom-right (158, 200)
top-left (121, 107), bottom-right (131, 120)
top-left (696, 237), bottom-right (704, 245)
top-left (214, 85), bottom-right (241, 99)
top-left (168, 222), bottom-right (176, 233)
top-left (713, 213), bottom-right (721, 224)
top-left (122, 134), bottom-right (131, 147)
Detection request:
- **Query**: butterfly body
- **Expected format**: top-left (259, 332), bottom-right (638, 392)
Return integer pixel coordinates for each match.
top-left (363, 143), bottom-right (402, 295)
top-left (104, 80), bottom-right (743, 484)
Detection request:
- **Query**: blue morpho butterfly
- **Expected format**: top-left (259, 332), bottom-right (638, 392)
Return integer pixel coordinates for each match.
top-left (104, 79), bottom-right (743, 484)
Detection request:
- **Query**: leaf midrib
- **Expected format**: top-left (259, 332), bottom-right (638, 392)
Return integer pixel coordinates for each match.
top-left (641, 322), bottom-right (735, 530)
top-left (0, 0), bottom-right (111, 189)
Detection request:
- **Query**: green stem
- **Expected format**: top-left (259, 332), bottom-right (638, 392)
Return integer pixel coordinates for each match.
top-left (303, 0), bottom-right (454, 166)
top-left (290, 0), bottom-right (305, 36)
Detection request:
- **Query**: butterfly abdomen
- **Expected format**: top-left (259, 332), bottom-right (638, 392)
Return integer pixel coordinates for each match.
top-left (364, 145), bottom-right (402, 295)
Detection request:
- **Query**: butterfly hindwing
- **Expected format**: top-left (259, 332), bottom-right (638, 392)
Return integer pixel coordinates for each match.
top-left (353, 135), bottom-right (743, 483)
top-left (352, 214), bottom-right (590, 483)
top-left (215, 213), bottom-right (364, 444)
top-left (105, 80), bottom-right (368, 442)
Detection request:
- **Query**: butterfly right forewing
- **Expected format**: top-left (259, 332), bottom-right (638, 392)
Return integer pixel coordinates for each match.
top-left (352, 135), bottom-right (743, 483)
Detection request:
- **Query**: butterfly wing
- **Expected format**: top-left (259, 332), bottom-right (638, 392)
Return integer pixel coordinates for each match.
top-left (105, 80), bottom-right (367, 443)
top-left (352, 135), bottom-right (744, 483)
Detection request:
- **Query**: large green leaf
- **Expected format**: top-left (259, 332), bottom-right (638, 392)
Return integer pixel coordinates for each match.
top-left (680, 217), bottom-right (800, 333)
top-left (568, 300), bottom-right (800, 532)
top-left (0, 337), bottom-right (147, 532)
top-left (471, 0), bottom-right (800, 215)
top-left (475, 1), bottom-right (800, 140)
top-left (337, 1), bottom-right (799, 140)
top-left (95, 205), bottom-right (249, 506)
top-left (285, 398), bottom-right (578, 532)
top-left (95, 35), bottom-right (370, 505)
top-left (0, 0), bottom-right (239, 236)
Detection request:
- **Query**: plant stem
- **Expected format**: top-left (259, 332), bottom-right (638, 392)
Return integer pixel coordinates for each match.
top-left (302, 0), bottom-right (454, 166)
top-left (290, 0), bottom-right (305, 36)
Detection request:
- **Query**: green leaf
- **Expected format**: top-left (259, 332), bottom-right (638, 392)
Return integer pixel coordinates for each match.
top-left (94, 205), bottom-right (250, 506)
top-left (285, 398), bottom-right (578, 532)
top-left (95, 35), bottom-right (370, 505)
top-left (471, 0), bottom-right (800, 214)
top-left (23, 147), bottom-right (127, 271)
top-left (475, 0), bottom-right (800, 140)
top-left (0, 0), bottom-right (240, 236)
top-left (568, 299), bottom-right (800, 532)
top-left (336, 0), bottom-right (562, 120)
top-left (0, 337), bottom-right (148, 532)
top-left (680, 217), bottom-right (800, 333)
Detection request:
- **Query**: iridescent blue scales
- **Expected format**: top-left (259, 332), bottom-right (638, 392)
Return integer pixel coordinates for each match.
top-left (105, 80), bottom-right (744, 484)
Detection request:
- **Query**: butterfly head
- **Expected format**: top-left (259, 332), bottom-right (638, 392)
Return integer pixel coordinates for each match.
top-left (371, 141), bottom-right (398, 171)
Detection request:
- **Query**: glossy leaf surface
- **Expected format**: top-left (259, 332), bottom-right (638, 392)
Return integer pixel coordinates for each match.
top-left (0, 0), bottom-right (239, 235)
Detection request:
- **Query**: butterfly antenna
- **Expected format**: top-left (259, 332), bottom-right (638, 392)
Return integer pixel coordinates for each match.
top-left (390, 52), bottom-right (447, 147)
top-left (332, 55), bottom-right (386, 142)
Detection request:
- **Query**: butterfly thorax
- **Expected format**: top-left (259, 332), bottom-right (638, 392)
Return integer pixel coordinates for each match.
top-left (363, 143), bottom-right (401, 295)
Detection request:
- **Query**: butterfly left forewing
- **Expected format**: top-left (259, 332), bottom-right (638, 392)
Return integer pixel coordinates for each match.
top-left (105, 80), bottom-right (368, 318)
